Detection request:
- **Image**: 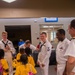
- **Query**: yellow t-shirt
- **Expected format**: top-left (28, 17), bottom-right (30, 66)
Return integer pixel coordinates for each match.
top-left (16, 53), bottom-right (21, 61)
top-left (12, 58), bottom-right (21, 69)
top-left (14, 53), bottom-right (35, 68)
top-left (12, 59), bottom-right (17, 68)
top-left (13, 53), bottom-right (22, 68)
top-left (0, 59), bottom-right (9, 75)
top-left (28, 56), bottom-right (35, 67)
top-left (15, 63), bottom-right (37, 75)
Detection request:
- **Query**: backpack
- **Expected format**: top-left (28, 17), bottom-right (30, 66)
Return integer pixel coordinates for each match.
top-left (0, 60), bottom-right (3, 75)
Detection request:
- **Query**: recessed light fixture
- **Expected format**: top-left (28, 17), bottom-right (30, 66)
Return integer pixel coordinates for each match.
top-left (3, 0), bottom-right (16, 3)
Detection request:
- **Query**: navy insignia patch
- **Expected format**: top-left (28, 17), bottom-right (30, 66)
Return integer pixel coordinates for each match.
top-left (47, 47), bottom-right (50, 51)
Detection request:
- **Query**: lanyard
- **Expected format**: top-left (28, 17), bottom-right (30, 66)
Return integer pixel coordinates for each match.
top-left (39, 42), bottom-right (46, 52)
top-left (2, 41), bottom-right (8, 48)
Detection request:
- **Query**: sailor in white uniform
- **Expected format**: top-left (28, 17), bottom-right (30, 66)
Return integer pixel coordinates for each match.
top-left (38, 32), bottom-right (52, 75)
top-left (56, 29), bottom-right (70, 75)
top-left (0, 31), bottom-right (16, 75)
top-left (64, 19), bottom-right (75, 75)
top-left (19, 40), bottom-right (38, 53)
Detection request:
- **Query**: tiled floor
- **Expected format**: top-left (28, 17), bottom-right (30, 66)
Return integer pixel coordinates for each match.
top-left (36, 65), bottom-right (56, 75)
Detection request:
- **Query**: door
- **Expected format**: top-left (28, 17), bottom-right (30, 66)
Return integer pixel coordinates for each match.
top-left (5, 25), bottom-right (31, 52)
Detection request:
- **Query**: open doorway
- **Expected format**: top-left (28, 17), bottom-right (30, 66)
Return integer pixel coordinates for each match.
top-left (5, 25), bottom-right (31, 52)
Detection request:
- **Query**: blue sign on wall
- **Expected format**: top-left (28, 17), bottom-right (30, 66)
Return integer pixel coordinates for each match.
top-left (44, 18), bottom-right (58, 22)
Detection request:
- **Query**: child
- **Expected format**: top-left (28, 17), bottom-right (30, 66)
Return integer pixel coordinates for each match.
top-left (16, 48), bottom-right (25, 61)
top-left (0, 49), bottom-right (9, 75)
top-left (25, 47), bottom-right (35, 67)
top-left (15, 54), bottom-right (37, 75)
top-left (13, 48), bottom-right (25, 70)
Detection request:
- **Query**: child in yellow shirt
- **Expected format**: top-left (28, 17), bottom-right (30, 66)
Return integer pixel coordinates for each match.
top-left (13, 48), bottom-right (25, 70)
top-left (0, 49), bottom-right (9, 75)
top-left (16, 48), bottom-right (25, 61)
top-left (15, 54), bottom-right (37, 75)
top-left (25, 47), bottom-right (35, 67)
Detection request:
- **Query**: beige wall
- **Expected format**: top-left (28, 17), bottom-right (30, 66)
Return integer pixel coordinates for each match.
top-left (0, 18), bottom-right (74, 46)
top-left (0, 8), bottom-right (75, 18)
top-left (0, 18), bottom-right (40, 46)
top-left (0, 0), bottom-right (75, 18)
top-left (0, 1), bottom-right (75, 47)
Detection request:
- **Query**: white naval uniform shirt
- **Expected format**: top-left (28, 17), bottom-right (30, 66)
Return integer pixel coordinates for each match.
top-left (19, 43), bottom-right (36, 52)
top-left (64, 39), bottom-right (75, 72)
top-left (38, 40), bottom-right (52, 65)
top-left (0, 39), bottom-right (16, 54)
top-left (56, 38), bottom-right (70, 64)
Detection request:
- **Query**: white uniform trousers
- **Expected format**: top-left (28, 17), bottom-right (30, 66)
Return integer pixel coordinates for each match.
top-left (41, 60), bottom-right (49, 75)
top-left (57, 63), bottom-right (66, 75)
top-left (4, 51), bottom-right (13, 75)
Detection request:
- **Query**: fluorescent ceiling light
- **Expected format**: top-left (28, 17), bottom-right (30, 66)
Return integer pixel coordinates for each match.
top-left (43, 26), bottom-right (54, 28)
top-left (43, 26), bottom-right (48, 28)
top-left (3, 0), bottom-right (16, 3)
top-left (43, 26), bottom-right (61, 28)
